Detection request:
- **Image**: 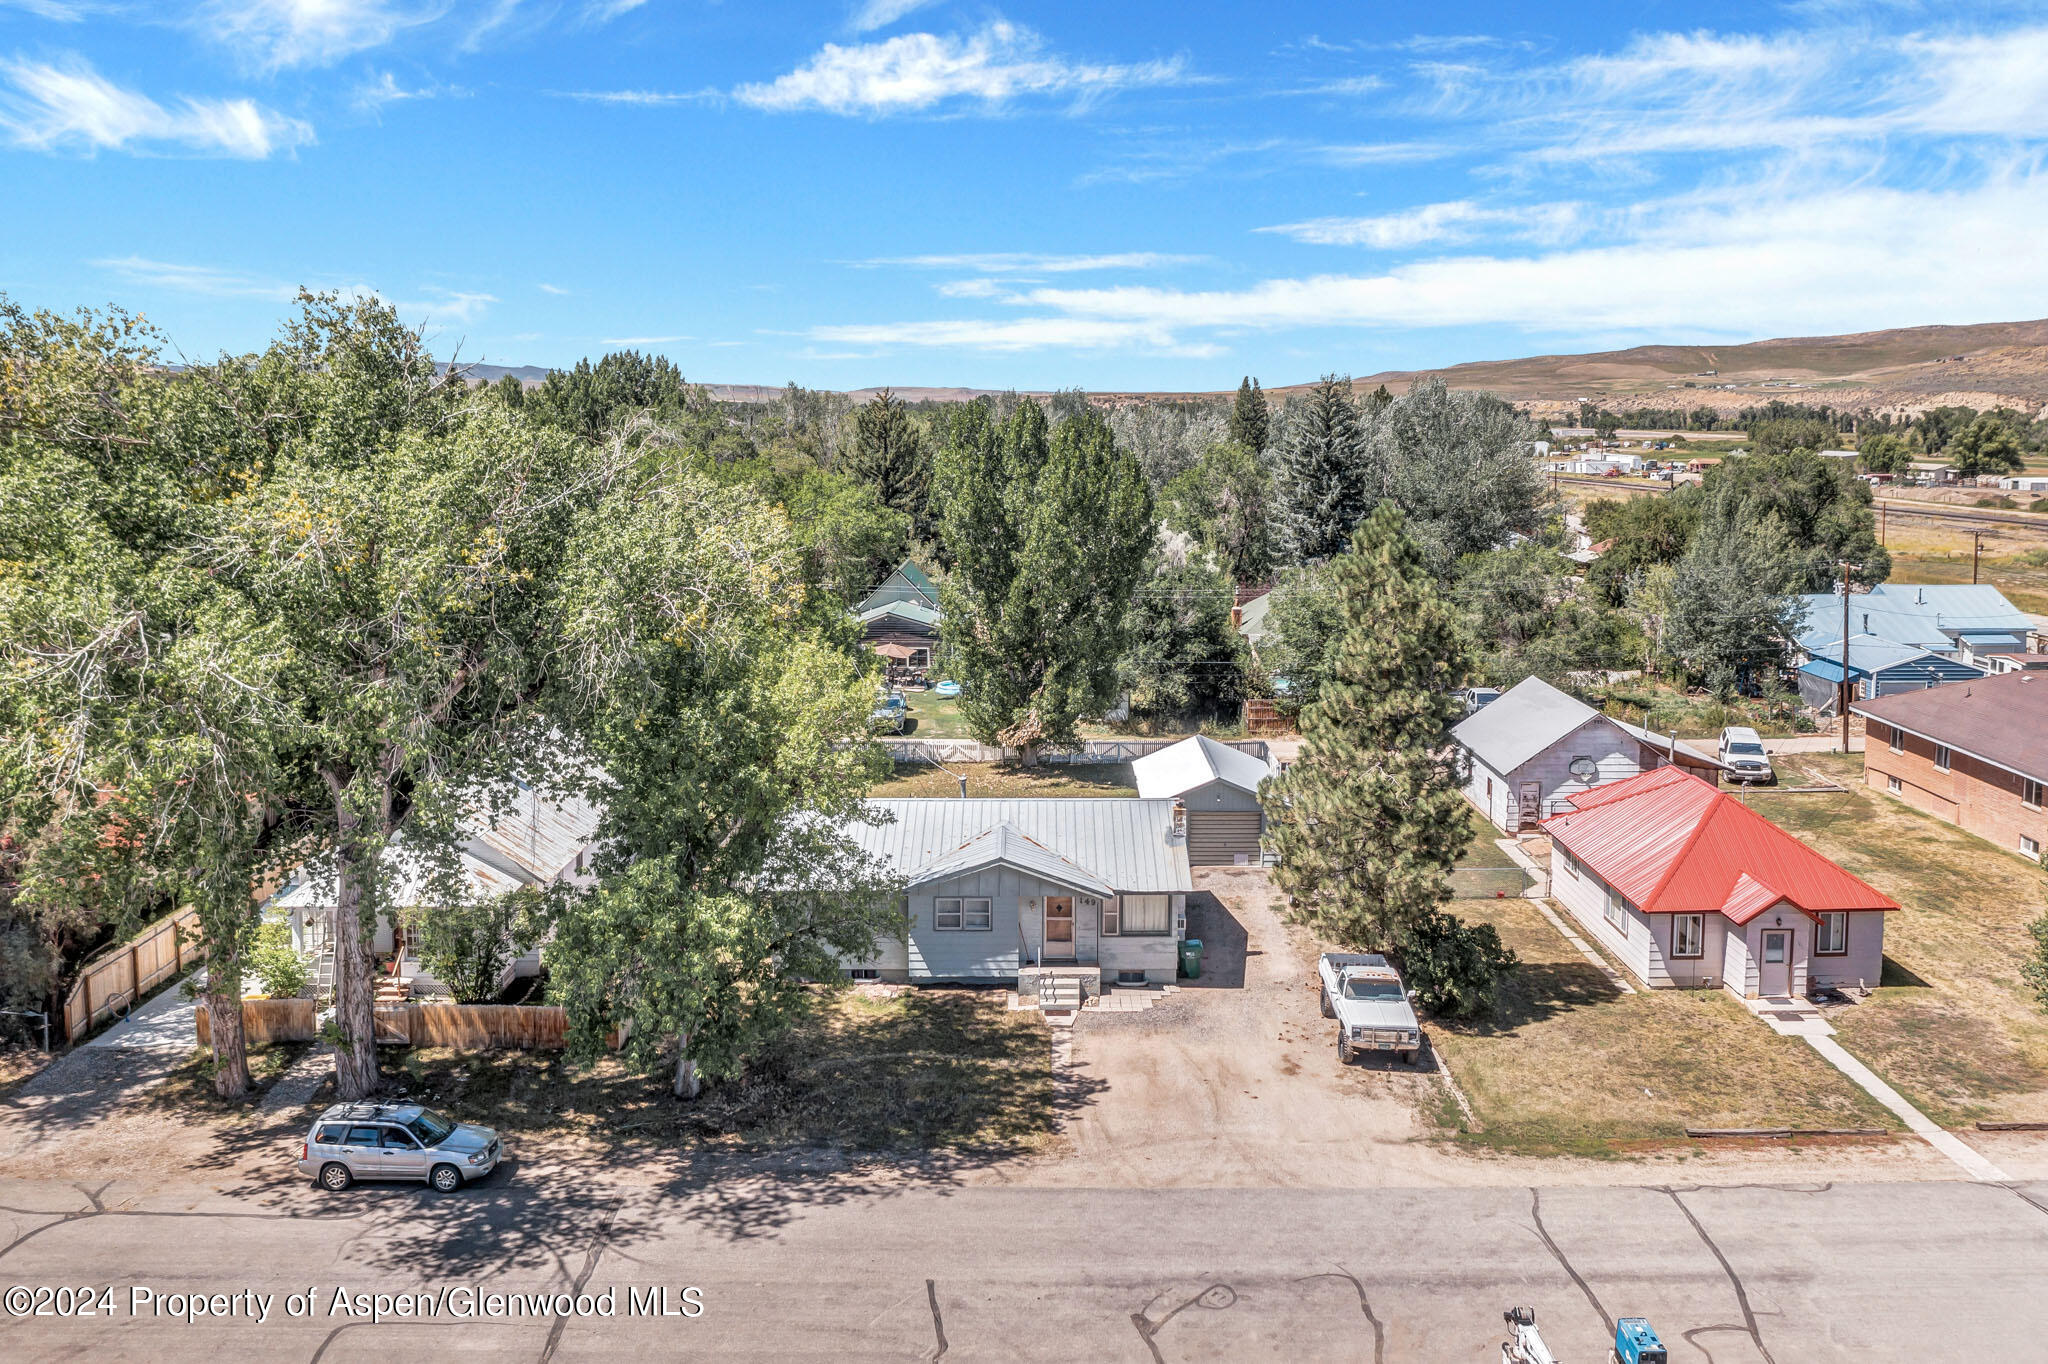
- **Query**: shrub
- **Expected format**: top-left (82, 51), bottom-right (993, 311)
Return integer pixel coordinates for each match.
top-left (2022, 912), bottom-right (2048, 1013)
top-left (403, 889), bottom-right (543, 1004)
top-left (249, 920), bottom-right (308, 999)
top-left (1400, 908), bottom-right (1517, 1019)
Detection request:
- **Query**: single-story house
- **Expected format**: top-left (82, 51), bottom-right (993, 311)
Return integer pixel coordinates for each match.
top-left (1795, 633), bottom-right (1982, 711)
top-left (272, 782), bottom-right (600, 998)
top-left (1454, 676), bottom-right (1728, 833)
top-left (2000, 475), bottom-right (2048, 494)
top-left (1793, 583), bottom-right (2035, 662)
top-left (837, 798), bottom-right (1193, 989)
top-left (855, 560), bottom-right (941, 669)
top-left (1131, 734), bottom-right (1273, 866)
top-left (1545, 766), bottom-right (1897, 997)
top-left (1854, 671), bottom-right (2048, 859)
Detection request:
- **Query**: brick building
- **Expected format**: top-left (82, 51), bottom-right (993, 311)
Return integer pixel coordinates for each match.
top-left (1851, 672), bottom-right (2048, 859)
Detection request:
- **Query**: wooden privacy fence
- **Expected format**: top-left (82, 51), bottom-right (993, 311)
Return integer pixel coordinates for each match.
top-left (63, 908), bottom-right (202, 1043)
top-left (195, 998), bottom-right (319, 1048)
top-left (195, 1000), bottom-right (625, 1054)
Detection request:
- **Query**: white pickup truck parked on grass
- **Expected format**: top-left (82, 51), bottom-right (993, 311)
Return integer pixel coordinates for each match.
top-left (1318, 953), bottom-right (1422, 1065)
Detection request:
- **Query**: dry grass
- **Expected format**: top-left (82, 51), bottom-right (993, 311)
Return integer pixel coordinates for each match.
top-left (1749, 754), bottom-right (2048, 1126)
top-left (871, 762), bottom-right (1137, 799)
top-left (1428, 899), bottom-right (1899, 1157)
top-left (0, 1048), bottom-right (49, 1101)
top-left (1455, 806), bottom-right (1518, 869)
top-left (387, 987), bottom-right (1061, 1158)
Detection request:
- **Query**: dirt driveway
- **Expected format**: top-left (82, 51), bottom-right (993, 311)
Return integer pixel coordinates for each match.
top-left (1029, 867), bottom-right (1448, 1187)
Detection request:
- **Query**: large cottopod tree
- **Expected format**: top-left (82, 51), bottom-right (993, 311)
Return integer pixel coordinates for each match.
top-left (931, 398), bottom-right (1153, 761)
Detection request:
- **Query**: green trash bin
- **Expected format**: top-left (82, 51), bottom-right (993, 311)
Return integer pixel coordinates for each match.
top-left (1178, 938), bottom-right (1204, 980)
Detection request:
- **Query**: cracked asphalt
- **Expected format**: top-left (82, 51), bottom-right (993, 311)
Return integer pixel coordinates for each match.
top-left (6, 1171), bottom-right (2048, 1360)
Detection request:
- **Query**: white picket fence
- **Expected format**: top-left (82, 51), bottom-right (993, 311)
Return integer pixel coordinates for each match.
top-left (879, 737), bottom-right (1269, 766)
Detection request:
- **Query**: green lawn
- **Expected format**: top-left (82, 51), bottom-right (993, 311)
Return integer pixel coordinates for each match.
top-left (1456, 806), bottom-right (1518, 868)
top-left (1749, 754), bottom-right (2048, 1126)
top-left (871, 762), bottom-right (1137, 799)
top-left (1429, 899), bottom-right (1900, 1157)
top-left (899, 689), bottom-right (974, 738)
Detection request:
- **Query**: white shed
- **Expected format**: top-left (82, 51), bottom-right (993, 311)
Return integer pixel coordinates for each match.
top-left (1131, 735), bottom-right (1273, 866)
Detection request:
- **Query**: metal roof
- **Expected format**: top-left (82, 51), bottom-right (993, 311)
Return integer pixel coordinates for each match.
top-left (858, 600), bottom-right (941, 628)
top-left (1236, 591), bottom-right (1272, 644)
top-left (856, 560), bottom-right (939, 614)
top-left (1852, 670), bottom-right (2048, 782)
top-left (1794, 584), bottom-right (2033, 654)
top-left (1132, 734), bottom-right (1272, 799)
top-left (907, 821), bottom-right (1116, 896)
top-left (1452, 676), bottom-right (1612, 774)
top-left (1543, 767), bottom-right (1897, 920)
top-left (843, 799), bottom-right (1193, 893)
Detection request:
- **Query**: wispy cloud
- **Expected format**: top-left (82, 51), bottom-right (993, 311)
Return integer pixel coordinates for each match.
top-left (0, 56), bottom-right (314, 157)
top-left (406, 287), bottom-right (497, 325)
top-left (808, 316), bottom-right (1221, 357)
top-left (352, 69), bottom-right (448, 114)
top-left (1, 0), bottom-right (99, 19)
top-left (538, 283), bottom-right (570, 295)
top-left (551, 87), bottom-right (722, 106)
top-left (92, 255), bottom-right (298, 299)
top-left (863, 251), bottom-right (1203, 272)
top-left (1259, 200), bottom-right (1585, 249)
top-left (733, 21), bottom-right (1189, 116)
top-left (602, 334), bottom-right (694, 344)
top-left (582, 0), bottom-right (649, 21)
top-left (848, 0), bottom-right (938, 34)
top-left (198, 0), bottom-right (429, 72)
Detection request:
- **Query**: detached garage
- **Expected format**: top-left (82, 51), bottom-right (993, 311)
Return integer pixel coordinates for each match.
top-left (1132, 735), bottom-right (1273, 866)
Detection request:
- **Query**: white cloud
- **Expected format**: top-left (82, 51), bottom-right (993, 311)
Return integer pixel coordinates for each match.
top-left (866, 251), bottom-right (1202, 272)
top-left (601, 334), bottom-right (694, 344)
top-left (553, 87), bottom-right (721, 106)
top-left (92, 255), bottom-right (298, 299)
top-left (849, 0), bottom-right (938, 33)
top-left (935, 278), bottom-right (1013, 298)
top-left (1312, 140), bottom-right (1453, 165)
top-left (0, 56), bottom-right (314, 157)
top-left (405, 288), bottom-right (497, 325)
top-left (1, 0), bottom-right (97, 19)
top-left (199, 0), bottom-right (428, 71)
top-left (1260, 200), bottom-right (1586, 249)
top-left (811, 173), bottom-right (2048, 351)
top-left (734, 21), bottom-right (1188, 116)
top-left (583, 0), bottom-right (649, 21)
top-left (352, 70), bottom-right (443, 113)
top-left (538, 283), bottom-right (570, 295)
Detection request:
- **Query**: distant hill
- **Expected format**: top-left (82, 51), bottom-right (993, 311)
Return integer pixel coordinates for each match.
top-left (440, 319), bottom-right (2048, 418)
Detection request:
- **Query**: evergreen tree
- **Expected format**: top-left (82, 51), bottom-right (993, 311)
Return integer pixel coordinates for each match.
top-left (1263, 503), bottom-right (1512, 1016)
top-left (845, 388), bottom-right (932, 536)
top-left (1230, 376), bottom-right (1271, 452)
top-left (1275, 375), bottom-right (1369, 563)
top-left (932, 400), bottom-right (1152, 760)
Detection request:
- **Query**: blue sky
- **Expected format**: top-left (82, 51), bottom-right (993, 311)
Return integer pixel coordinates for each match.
top-left (5, 1), bottom-right (2048, 391)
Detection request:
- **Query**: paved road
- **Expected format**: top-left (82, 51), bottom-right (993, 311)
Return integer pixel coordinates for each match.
top-left (4, 1169), bottom-right (2048, 1360)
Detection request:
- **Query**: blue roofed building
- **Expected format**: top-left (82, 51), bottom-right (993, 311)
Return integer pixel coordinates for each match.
top-left (1795, 633), bottom-right (1983, 712)
top-left (1792, 583), bottom-right (2036, 659)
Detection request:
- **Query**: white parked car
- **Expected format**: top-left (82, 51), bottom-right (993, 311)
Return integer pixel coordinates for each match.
top-left (1717, 726), bottom-right (1775, 785)
top-left (1318, 953), bottom-right (1422, 1065)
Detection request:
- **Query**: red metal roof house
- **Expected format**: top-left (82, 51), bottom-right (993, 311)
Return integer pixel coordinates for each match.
top-left (1542, 766), bottom-right (1897, 998)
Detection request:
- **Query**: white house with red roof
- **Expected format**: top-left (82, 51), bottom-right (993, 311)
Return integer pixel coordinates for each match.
top-left (1543, 766), bottom-right (1897, 999)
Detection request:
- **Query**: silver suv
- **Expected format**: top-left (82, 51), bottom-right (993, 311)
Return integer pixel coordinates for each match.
top-left (299, 1103), bottom-right (502, 1193)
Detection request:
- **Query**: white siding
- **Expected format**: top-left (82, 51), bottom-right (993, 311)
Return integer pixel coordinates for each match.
top-left (1809, 911), bottom-right (1885, 990)
top-left (1508, 717), bottom-right (1646, 824)
top-left (1740, 914), bottom-right (1808, 999)
top-left (1645, 911), bottom-right (1727, 990)
top-left (1463, 758), bottom-right (1514, 833)
top-left (1722, 927), bottom-right (1754, 999)
top-left (1552, 846), bottom-right (1654, 984)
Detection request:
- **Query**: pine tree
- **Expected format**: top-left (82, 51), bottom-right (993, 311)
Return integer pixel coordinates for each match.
top-left (846, 388), bottom-right (932, 537)
top-left (1275, 374), bottom-right (1368, 563)
top-left (1230, 376), bottom-right (1271, 452)
top-left (1263, 502), bottom-right (1513, 1015)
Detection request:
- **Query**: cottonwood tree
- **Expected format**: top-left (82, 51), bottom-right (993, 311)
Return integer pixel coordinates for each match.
top-left (1948, 414), bottom-right (2025, 478)
top-left (541, 466), bottom-right (901, 1097)
top-left (1159, 441), bottom-right (1277, 583)
top-left (1274, 375), bottom-right (1369, 563)
top-left (1370, 377), bottom-right (1548, 573)
top-left (932, 400), bottom-right (1153, 760)
top-left (1262, 503), bottom-right (1513, 1016)
top-left (1120, 538), bottom-right (1242, 723)
top-left (1693, 448), bottom-right (1888, 591)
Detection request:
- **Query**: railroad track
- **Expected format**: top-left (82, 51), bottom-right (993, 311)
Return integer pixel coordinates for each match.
top-left (1553, 475), bottom-right (2048, 535)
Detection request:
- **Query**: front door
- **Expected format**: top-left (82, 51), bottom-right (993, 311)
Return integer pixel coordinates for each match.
top-left (1043, 897), bottom-right (1075, 960)
top-left (1517, 781), bottom-right (1542, 831)
top-left (1760, 930), bottom-right (1792, 997)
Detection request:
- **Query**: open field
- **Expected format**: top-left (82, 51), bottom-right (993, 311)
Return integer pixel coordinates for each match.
top-left (871, 761), bottom-right (1137, 799)
top-left (1750, 753), bottom-right (2048, 1126)
top-left (1428, 898), bottom-right (1900, 1157)
top-left (387, 987), bottom-right (1061, 1158)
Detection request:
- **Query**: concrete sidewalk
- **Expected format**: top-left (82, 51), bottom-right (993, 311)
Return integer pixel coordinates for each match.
top-left (82, 971), bottom-right (201, 1052)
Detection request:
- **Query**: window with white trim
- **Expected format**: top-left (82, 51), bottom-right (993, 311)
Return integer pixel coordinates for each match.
top-left (933, 897), bottom-right (992, 931)
top-left (1888, 725), bottom-right (1903, 755)
top-left (1815, 911), bottom-right (1847, 955)
top-left (2024, 836), bottom-right (2041, 859)
top-left (1671, 913), bottom-right (1704, 959)
top-left (2025, 779), bottom-right (2044, 810)
top-left (1603, 888), bottom-right (1625, 930)
top-left (1887, 775), bottom-right (1902, 794)
top-left (1118, 894), bottom-right (1171, 936)
top-left (1935, 744), bottom-right (1951, 772)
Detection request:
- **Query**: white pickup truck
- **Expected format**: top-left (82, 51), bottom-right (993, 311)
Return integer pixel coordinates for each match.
top-left (1318, 953), bottom-right (1423, 1065)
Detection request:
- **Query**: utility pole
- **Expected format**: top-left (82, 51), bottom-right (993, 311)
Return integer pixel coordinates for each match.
top-left (1839, 560), bottom-right (1854, 755)
top-left (1972, 529), bottom-right (1985, 584)
top-left (1879, 503), bottom-right (1886, 546)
